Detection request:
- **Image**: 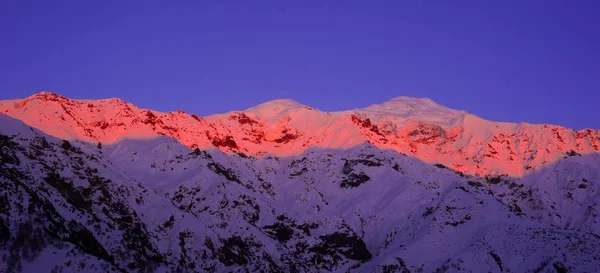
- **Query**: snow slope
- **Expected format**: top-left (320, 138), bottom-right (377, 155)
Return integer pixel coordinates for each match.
top-left (1, 111), bottom-right (599, 273)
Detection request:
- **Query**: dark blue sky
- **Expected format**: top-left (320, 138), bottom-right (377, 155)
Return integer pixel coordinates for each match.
top-left (1, 1), bottom-right (599, 129)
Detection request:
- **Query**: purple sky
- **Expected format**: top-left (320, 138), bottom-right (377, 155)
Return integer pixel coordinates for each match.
top-left (1, 1), bottom-right (599, 129)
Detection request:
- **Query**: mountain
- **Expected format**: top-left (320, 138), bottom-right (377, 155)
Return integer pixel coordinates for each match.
top-left (1, 92), bottom-right (599, 273)
top-left (1, 92), bottom-right (598, 177)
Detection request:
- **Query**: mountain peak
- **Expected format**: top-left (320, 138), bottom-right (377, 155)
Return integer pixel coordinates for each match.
top-left (377, 96), bottom-right (460, 112)
top-left (351, 96), bottom-right (467, 128)
top-left (246, 98), bottom-right (304, 110)
top-left (386, 96), bottom-right (438, 106)
top-left (28, 91), bottom-right (67, 101)
top-left (244, 98), bottom-right (312, 121)
top-left (36, 90), bottom-right (53, 96)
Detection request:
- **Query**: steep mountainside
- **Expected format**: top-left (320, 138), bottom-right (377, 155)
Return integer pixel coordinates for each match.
top-left (1, 114), bottom-right (599, 273)
top-left (1, 92), bottom-right (598, 177)
top-left (1, 92), bottom-right (599, 273)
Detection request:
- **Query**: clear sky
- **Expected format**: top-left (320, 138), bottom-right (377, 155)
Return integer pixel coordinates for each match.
top-left (1, 1), bottom-right (599, 129)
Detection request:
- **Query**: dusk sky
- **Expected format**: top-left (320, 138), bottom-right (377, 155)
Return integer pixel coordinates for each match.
top-left (1, 1), bottom-right (598, 129)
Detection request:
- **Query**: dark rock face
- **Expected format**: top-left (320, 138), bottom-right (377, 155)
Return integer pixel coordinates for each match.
top-left (142, 111), bottom-right (162, 126)
top-left (339, 158), bottom-right (379, 188)
top-left (341, 173), bottom-right (371, 188)
top-left (0, 218), bottom-right (9, 243)
top-left (216, 236), bottom-right (260, 266)
top-left (381, 258), bottom-right (411, 273)
top-left (274, 133), bottom-right (300, 144)
top-left (319, 232), bottom-right (372, 261)
top-left (308, 231), bottom-right (372, 270)
top-left (351, 115), bottom-right (384, 136)
top-left (207, 161), bottom-right (241, 183)
top-left (211, 135), bottom-right (239, 150)
top-left (231, 113), bottom-right (259, 126)
top-left (264, 222), bottom-right (294, 243)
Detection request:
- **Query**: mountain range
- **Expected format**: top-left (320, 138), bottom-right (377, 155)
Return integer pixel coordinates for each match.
top-left (0, 91), bottom-right (598, 273)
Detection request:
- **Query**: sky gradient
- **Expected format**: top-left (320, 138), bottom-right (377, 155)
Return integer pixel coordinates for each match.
top-left (1, 1), bottom-right (599, 129)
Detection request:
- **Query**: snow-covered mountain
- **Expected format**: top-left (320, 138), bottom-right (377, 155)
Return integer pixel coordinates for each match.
top-left (2, 92), bottom-right (598, 177)
top-left (1, 92), bottom-right (599, 273)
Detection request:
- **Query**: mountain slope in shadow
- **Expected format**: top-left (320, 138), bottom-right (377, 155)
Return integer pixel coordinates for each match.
top-left (1, 114), bottom-right (599, 272)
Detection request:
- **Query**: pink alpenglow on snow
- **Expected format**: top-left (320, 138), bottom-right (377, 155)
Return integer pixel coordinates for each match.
top-left (1, 91), bottom-right (598, 177)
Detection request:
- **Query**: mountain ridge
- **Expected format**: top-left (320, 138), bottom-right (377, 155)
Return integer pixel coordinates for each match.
top-left (4, 91), bottom-right (594, 129)
top-left (1, 113), bottom-right (599, 272)
top-left (1, 91), bottom-right (598, 177)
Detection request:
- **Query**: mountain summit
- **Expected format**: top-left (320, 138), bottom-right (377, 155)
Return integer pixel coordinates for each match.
top-left (346, 96), bottom-right (468, 128)
top-left (244, 98), bottom-right (310, 122)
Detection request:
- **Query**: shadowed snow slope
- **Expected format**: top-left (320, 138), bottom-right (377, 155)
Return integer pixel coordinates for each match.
top-left (1, 114), bottom-right (599, 273)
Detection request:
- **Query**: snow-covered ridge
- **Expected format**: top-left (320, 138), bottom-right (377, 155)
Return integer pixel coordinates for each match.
top-left (1, 113), bottom-right (599, 272)
top-left (1, 91), bottom-right (599, 177)
top-left (344, 96), bottom-right (468, 128)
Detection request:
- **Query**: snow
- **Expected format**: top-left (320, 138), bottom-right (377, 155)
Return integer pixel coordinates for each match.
top-left (20, 246), bottom-right (115, 273)
top-left (244, 98), bottom-right (307, 121)
top-left (1, 91), bottom-right (598, 178)
top-left (345, 96), bottom-right (468, 128)
top-left (1, 105), bottom-right (600, 272)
